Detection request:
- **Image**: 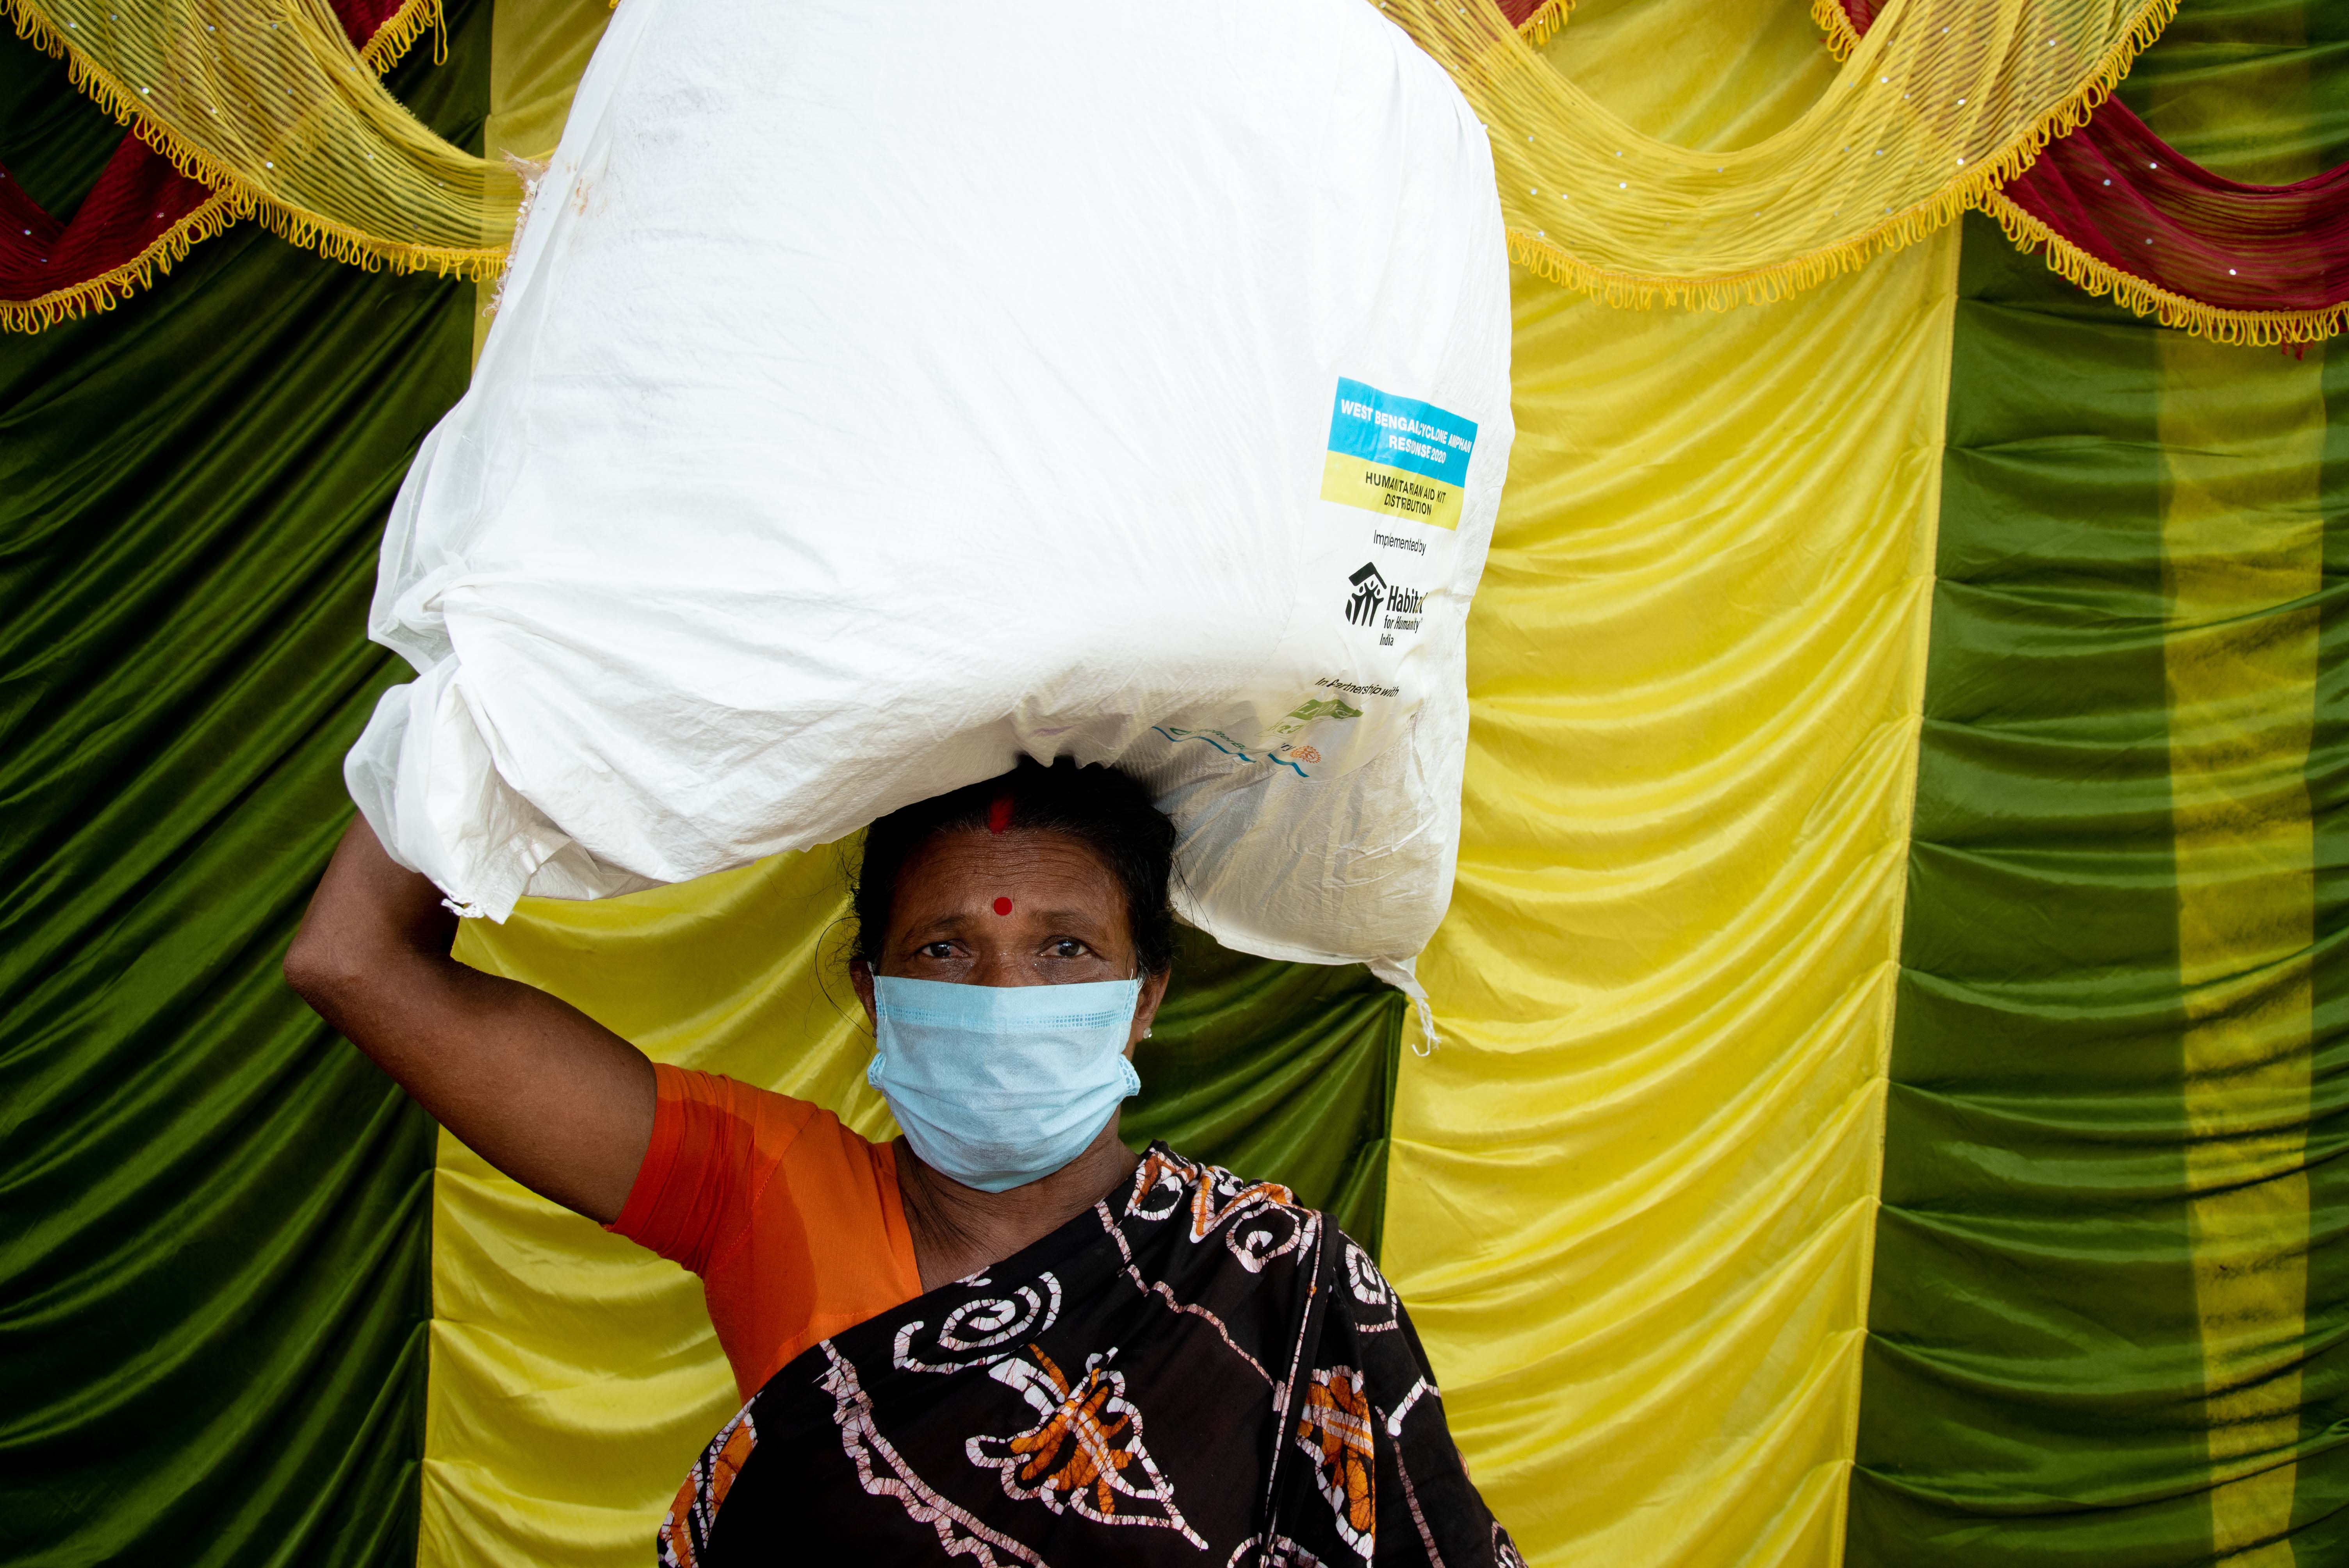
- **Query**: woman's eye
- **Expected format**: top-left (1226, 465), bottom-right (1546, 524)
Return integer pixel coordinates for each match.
top-left (1050, 939), bottom-right (1088, 959)
top-left (919, 942), bottom-right (956, 959)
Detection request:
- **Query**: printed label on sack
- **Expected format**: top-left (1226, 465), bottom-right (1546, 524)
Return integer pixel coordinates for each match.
top-left (1319, 378), bottom-right (1476, 531)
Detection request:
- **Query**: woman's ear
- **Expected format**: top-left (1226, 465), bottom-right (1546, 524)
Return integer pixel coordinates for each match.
top-left (1127, 968), bottom-right (1170, 1052)
top-left (851, 959), bottom-right (877, 1029)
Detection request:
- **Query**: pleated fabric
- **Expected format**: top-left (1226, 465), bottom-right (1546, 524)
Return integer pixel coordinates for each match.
top-left (1378, 2), bottom-right (1959, 1563)
top-left (0, 5), bottom-right (484, 1561)
top-left (1849, 5), bottom-right (2349, 1562)
top-left (11, 5), bottom-right (2347, 1568)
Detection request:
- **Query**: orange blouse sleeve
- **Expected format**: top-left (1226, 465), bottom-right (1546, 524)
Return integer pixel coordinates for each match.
top-left (609, 1063), bottom-right (922, 1401)
top-left (609, 1063), bottom-right (813, 1274)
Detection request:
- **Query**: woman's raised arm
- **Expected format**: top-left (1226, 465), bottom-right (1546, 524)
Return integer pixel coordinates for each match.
top-left (283, 815), bottom-right (656, 1223)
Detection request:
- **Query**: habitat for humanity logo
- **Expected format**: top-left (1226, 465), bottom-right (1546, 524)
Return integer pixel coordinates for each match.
top-left (1346, 563), bottom-right (1387, 626)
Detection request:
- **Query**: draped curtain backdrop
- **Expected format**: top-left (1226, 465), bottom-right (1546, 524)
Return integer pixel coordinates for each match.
top-left (3, 3), bottom-right (2344, 1568)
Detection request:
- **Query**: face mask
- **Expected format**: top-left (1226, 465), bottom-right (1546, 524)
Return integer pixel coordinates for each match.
top-left (866, 975), bottom-right (1144, 1193)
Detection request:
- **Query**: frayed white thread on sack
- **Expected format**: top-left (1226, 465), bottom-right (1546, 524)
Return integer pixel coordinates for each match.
top-left (1407, 992), bottom-right (1441, 1056)
top-left (1367, 956), bottom-right (1441, 1053)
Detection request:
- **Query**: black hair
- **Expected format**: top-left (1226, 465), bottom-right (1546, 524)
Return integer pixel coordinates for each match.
top-left (850, 758), bottom-right (1178, 976)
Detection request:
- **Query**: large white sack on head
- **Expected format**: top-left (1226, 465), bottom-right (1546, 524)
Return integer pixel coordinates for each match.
top-left (349, 0), bottom-right (1513, 977)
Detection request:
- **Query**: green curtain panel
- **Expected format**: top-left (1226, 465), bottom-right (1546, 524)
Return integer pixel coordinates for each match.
top-left (0, 6), bottom-right (486, 1558)
top-left (1852, 4), bottom-right (2349, 1563)
top-left (0, 12), bottom-right (483, 1564)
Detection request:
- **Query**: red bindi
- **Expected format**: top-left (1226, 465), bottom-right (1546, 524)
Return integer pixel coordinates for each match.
top-left (993, 896), bottom-right (1013, 916)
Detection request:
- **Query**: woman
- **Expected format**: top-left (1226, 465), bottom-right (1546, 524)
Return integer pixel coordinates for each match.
top-left (287, 759), bottom-right (1518, 1565)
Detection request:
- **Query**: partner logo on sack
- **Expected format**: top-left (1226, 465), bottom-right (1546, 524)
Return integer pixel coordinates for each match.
top-left (1346, 563), bottom-right (1426, 646)
top-left (1319, 377), bottom-right (1477, 531)
top-left (1271, 695), bottom-right (1365, 738)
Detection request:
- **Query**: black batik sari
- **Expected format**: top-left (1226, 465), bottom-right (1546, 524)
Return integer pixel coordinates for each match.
top-left (656, 1145), bottom-right (1522, 1567)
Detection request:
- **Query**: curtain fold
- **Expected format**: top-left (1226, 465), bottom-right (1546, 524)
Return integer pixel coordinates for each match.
top-left (2, 0), bottom-right (513, 280)
top-left (1395, 0), bottom-right (2169, 306)
top-left (0, 4), bottom-right (483, 1561)
top-left (1850, 5), bottom-right (2349, 1561)
top-left (1827, 0), bottom-right (2349, 345)
top-left (1380, 3), bottom-right (1953, 1563)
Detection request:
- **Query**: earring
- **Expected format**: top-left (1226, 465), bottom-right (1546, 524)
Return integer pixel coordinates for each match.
top-left (1144, 1028), bottom-right (1153, 1039)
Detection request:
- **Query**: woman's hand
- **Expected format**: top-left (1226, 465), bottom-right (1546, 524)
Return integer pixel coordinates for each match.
top-left (283, 816), bottom-right (655, 1223)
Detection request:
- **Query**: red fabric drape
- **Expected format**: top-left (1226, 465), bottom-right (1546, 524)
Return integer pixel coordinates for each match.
top-left (1989, 95), bottom-right (2349, 340)
top-left (1835, 0), bottom-right (2349, 341)
top-left (0, 0), bottom-right (430, 330)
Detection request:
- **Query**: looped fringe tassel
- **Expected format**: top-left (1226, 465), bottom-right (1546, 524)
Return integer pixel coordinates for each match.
top-left (1981, 191), bottom-right (2349, 346)
top-left (1810, 0), bottom-right (1862, 61)
top-left (1513, 0), bottom-right (1570, 47)
top-left (0, 185), bottom-right (236, 332)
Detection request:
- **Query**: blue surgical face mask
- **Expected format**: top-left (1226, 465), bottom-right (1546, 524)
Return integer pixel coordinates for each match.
top-left (866, 975), bottom-right (1144, 1193)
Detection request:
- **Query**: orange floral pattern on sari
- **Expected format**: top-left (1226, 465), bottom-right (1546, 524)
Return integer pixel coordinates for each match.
top-left (1296, 1366), bottom-right (1377, 1559)
top-left (1130, 1147), bottom-right (1319, 1274)
top-left (965, 1344), bottom-right (1206, 1548)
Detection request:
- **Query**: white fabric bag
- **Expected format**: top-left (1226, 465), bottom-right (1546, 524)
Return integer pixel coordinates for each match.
top-left (349, 0), bottom-right (1513, 984)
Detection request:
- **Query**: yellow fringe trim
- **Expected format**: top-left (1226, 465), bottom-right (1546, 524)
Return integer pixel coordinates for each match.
top-left (1513, 0), bottom-right (1570, 47)
top-left (1510, 0), bottom-right (2180, 311)
top-left (1811, 0), bottom-right (1862, 61)
top-left (0, 185), bottom-right (237, 331)
top-left (0, 0), bottom-right (506, 308)
top-left (4, 0), bottom-right (477, 333)
top-left (358, 0), bottom-right (447, 72)
top-left (1981, 189), bottom-right (2347, 345)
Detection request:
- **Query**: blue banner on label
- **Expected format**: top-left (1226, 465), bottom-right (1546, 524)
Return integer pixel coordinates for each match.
top-left (1326, 378), bottom-right (1477, 483)
top-left (1321, 378), bottom-right (1477, 530)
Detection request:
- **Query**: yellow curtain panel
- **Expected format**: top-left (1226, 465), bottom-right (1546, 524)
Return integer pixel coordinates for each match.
top-left (1382, 4), bottom-right (1957, 1566)
top-left (2150, 53), bottom-right (2329, 1560)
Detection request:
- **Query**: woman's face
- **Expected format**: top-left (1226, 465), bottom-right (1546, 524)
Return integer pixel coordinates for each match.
top-left (851, 827), bottom-right (1169, 1047)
